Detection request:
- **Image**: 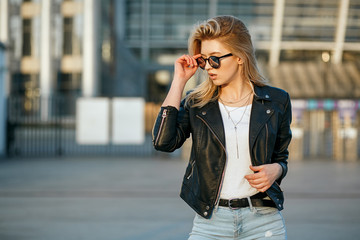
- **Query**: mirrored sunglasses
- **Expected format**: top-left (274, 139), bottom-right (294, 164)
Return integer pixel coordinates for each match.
top-left (196, 53), bottom-right (233, 69)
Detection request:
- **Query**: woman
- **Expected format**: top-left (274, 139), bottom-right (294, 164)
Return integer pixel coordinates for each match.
top-left (152, 15), bottom-right (292, 239)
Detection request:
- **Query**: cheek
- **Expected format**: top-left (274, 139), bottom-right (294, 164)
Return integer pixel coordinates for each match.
top-left (220, 63), bottom-right (240, 78)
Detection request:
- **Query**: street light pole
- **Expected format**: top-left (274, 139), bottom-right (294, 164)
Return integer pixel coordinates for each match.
top-left (322, 52), bottom-right (330, 98)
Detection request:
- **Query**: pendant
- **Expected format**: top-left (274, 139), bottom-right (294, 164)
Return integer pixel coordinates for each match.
top-left (234, 126), bottom-right (239, 159)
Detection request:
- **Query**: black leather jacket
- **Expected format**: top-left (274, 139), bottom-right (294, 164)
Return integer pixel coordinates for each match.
top-left (152, 85), bottom-right (292, 219)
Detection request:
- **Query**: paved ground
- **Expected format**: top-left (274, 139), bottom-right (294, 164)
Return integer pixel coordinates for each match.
top-left (0, 156), bottom-right (359, 240)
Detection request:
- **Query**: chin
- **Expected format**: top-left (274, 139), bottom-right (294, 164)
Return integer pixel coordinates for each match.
top-left (210, 78), bottom-right (224, 86)
top-left (212, 79), bottom-right (230, 87)
top-left (212, 81), bottom-right (223, 86)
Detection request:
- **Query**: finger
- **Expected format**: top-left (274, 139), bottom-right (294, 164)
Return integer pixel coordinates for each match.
top-left (186, 56), bottom-right (197, 68)
top-left (248, 178), bottom-right (269, 185)
top-left (244, 174), bottom-right (254, 180)
top-left (179, 55), bottom-right (190, 66)
top-left (245, 172), bottom-right (263, 180)
top-left (177, 55), bottom-right (189, 65)
top-left (190, 56), bottom-right (198, 67)
top-left (249, 165), bottom-right (264, 172)
top-left (186, 55), bottom-right (194, 67)
top-left (250, 182), bottom-right (267, 190)
top-left (250, 165), bottom-right (263, 172)
top-left (247, 178), bottom-right (264, 185)
top-left (248, 181), bottom-right (263, 190)
top-left (193, 54), bottom-right (202, 59)
top-left (186, 56), bottom-right (195, 68)
top-left (179, 54), bottom-right (189, 61)
top-left (259, 186), bottom-right (271, 192)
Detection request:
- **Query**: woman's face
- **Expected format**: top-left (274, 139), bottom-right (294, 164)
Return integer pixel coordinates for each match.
top-left (200, 39), bottom-right (242, 86)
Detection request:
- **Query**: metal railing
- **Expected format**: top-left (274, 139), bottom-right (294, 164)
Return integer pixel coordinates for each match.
top-left (6, 95), bottom-right (163, 157)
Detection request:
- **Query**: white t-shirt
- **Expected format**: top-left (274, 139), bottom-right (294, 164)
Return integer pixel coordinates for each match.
top-left (218, 101), bottom-right (259, 199)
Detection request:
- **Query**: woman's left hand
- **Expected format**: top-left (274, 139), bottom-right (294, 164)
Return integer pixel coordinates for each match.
top-left (244, 163), bottom-right (282, 192)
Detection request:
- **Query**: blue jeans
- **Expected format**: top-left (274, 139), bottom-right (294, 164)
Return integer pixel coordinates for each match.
top-left (188, 206), bottom-right (287, 240)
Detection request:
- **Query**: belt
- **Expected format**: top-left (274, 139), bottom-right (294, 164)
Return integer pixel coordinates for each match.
top-left (219, 197), bottom-right (276, 209)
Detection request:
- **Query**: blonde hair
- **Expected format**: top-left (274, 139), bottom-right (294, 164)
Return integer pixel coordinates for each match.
top-left (185, 15), bottom-right (267, 108)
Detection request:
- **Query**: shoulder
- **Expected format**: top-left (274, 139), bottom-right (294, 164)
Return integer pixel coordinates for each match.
top-left (263, 85), bottom-right (289, 98)
top-left (256, 85), bottom-right (290, 105)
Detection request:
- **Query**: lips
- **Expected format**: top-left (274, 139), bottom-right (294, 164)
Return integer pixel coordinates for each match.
top-left (208, 73), bottom-right (217, 80)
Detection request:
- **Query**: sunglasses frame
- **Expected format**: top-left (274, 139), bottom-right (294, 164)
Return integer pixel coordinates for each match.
top-left (197, 53), bottom-right (233, 69)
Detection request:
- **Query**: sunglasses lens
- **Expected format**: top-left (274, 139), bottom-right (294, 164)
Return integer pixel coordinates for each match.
top-left (209, 56), bottom-right (220, 69)
top-left (197, 57), bottom-right (206, 69)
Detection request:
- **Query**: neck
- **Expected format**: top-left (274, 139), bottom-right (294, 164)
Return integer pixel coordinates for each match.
top-left (219, 79), bottom-right (253, 103)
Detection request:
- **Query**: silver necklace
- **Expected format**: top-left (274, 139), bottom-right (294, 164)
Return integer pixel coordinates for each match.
top-left (220, 94), bottom-right (251, 159)
top-left (219, 91), bottom-right (252, 104)
top-left (221, 105), bottom-right (242, 119)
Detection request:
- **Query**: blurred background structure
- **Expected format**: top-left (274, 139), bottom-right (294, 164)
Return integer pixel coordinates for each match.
top-left (0, 0), bottom-right (359, 160)
top-left (0, 41), bottom-right (6, 157)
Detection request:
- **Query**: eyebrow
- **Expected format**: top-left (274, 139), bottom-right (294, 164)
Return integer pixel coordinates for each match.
top-left (201, 51), bottom-right (222, 57)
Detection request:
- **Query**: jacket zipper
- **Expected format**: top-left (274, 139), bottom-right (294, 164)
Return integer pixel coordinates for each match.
top-left (196, 115), bottom-right (227, 207)
top-left (187, 160), bottom-right (195, 180)
top-left (265, 123), bottom-right (268, 162)
top-left (260, 100), bottom-right (273, 203)
top-left (154, 109), bottom-right (167, 146)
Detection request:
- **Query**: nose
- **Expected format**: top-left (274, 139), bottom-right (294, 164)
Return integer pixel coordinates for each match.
top-left (204, 60), bottom-right (212, 70)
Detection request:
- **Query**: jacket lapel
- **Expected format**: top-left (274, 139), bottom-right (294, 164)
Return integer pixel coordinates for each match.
top-left (249, 86), bottom-right (274, 150)
top-left (196, 101), bottom-right (226, 149)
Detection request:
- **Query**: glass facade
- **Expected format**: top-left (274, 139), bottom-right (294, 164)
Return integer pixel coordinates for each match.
top-left (122, 0), bottom-right (360, 102)
top-left (346, 0), bottom-right (360, 42)
top-left (218, 0), bottom-right (274, 41)
top-left (4, 0), bottom-right (360, 100)
top-left (283, 0), bottom-right (338, 42)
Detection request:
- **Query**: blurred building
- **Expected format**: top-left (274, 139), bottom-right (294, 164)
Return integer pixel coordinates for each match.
top-left (0, 41), bottom-right (6, 157)
top-left (124, 0), bottom-right (360, 101)
top-left (1, 0), bottom-right (360, 159)
top-left (4, 0), bottom-right (144, 102)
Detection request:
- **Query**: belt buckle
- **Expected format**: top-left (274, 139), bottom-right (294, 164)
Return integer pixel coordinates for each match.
top-left (228, 198), bottom-right (240, 210)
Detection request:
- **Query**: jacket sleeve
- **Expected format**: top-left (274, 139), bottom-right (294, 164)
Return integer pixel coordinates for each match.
top-left (272, 93), bottom-right (292, 184)
top-left (152, 98), bottom-right (191, 152)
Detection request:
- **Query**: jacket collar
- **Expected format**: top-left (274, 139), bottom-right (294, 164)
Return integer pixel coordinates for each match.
top-left (253, 85), bottom-right (272, 102)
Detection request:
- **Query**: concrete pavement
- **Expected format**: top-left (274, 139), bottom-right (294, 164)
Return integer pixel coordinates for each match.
top-left (0, 156), bottom-right (359, 240)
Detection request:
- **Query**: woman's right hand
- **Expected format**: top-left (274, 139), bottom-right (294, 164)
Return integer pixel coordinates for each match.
top-left (161, 54), bottom-right (201, 109)
top-left (173, 54), bottom-right (202, 84)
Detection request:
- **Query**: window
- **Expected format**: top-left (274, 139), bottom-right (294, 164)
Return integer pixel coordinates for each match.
top-left (57, 73), bottom-right (81, 94)
top-left (22, 19), bottom-right (32, 56)
top-left (63, 17), bottom-right (73, 55)
top-left (62, 16), bottom-right (82, 55)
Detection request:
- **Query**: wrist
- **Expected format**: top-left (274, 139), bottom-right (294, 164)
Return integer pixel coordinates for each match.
top-left (171, 77), bottom-right (187, 89)
top-left (275, 163), bottom-right (283, 179)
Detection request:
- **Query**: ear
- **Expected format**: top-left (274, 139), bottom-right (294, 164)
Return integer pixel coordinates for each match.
top-left (237, 57), bottom-right (244, 65)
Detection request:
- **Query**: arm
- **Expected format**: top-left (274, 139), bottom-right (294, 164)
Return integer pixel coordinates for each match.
top-left (152, 54), bottom-right (200, 152)
top-left (271, 93), bottom-right (292, 183)
top-left (245, 93), bottom-right (292, 192)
